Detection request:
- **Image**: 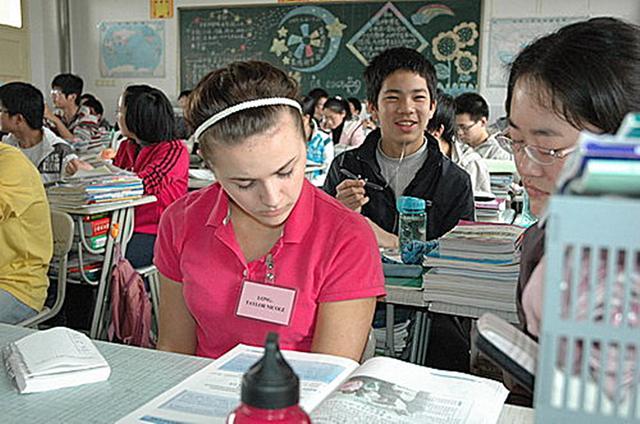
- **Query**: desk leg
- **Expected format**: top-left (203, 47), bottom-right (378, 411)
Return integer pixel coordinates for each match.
top-left (418, 312), bottom-right (433, 366)
top-left (385, 303), bottom-right (395, 357)
top-left (409, 311), bottom-right (423, 363)
top-left (89, 207), bottom-right (131, 339)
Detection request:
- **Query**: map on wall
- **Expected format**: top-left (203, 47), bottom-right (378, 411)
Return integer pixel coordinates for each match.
top-left (99, 21), bottom-right (165, 78)
top-left (487, 16), bottom-right (586, 87)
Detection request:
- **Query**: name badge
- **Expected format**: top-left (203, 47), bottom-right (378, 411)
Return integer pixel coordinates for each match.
top-left (236, 280), bottom-right (296, 326)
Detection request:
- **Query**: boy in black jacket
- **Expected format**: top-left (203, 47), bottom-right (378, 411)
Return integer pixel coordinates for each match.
top-left (323, 47), bottom-right (475, 371)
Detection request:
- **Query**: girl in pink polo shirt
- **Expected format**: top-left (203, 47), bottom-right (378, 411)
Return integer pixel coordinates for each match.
top-left (154, 61), bottom-right (385, 361)
top-left (113, 85), bottom-right (189, 269)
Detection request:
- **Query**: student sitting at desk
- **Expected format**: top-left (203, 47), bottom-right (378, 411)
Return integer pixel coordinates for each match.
top-left (427, 89), bottom-right (491, 195)
top-left (323, 47), bottom-right (474, 372)
top-left (501, 17), bottom-right (640, 398)
top-left (44, 73), bottom-right (105, 143)
top-left (0, 82), bottom-right (88, 184)
top-left (301, 95), bottom-right (333, 186)
top-left (321, 96), bottom-right (366, 148)
top-left (155, 61), bottom-right (385, 361)
top-left (0, 143), bottom-right (53, 324)
top-left (113, 85), bottom-right (189, 269)
top-left (455, 92), bottom-right (513, 161)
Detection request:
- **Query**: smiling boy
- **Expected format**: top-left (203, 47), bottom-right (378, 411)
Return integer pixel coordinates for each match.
top-left (323, 47), bottom-right (474, 246)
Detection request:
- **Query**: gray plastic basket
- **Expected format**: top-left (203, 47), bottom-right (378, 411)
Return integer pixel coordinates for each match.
top-left (535, 195), bottom-right (640, 422)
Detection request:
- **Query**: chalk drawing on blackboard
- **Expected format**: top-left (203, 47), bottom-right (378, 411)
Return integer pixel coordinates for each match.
top-left (346, 2), bottom-right (427, 67)
top-left (270, 6), bottom-right (345, 73)
top-left (410, 3), bottom-right (454, 26)
top-left (431, 22), bottom-right (478, 94)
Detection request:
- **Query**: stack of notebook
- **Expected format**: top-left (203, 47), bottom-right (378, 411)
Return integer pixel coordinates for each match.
top-left (422, 221), bottom-right (526, 322)
top-left (73, 132), bottom-right (113, 167)
top-left (557, 126), bottom-right (640, 196)
top-left (474, 193), bottom-right (514, 223)
top-left (47, 166), bottom-right (143, 208)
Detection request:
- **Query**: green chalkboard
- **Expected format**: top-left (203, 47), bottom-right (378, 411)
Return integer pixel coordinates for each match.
top-left (179, 1), bottom-right (481, 98)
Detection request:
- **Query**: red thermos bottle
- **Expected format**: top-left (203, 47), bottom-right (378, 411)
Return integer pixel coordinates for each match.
top-left (226, 333), bottom-right (311, 424)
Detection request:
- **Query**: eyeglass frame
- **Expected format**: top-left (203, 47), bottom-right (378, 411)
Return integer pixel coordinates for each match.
top-left (456, 120), bottom-right (481, 133)
top-left (497, 130), bottom-right (577, 166)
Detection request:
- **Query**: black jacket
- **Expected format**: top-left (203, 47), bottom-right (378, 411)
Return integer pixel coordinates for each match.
top-left (323, 129), bottom-right (475, 240)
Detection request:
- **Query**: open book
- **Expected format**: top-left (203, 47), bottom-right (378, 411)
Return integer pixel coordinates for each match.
top-left (2, 327), bottom-right (111, 393)
top-left (117, 344), bottom-right (508, 424)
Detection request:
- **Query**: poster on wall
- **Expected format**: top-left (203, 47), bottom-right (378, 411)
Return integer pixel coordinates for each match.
top-left (99, 21), bottom-right (166, 78)
top-left (487, 16), bottom-right (586, 87)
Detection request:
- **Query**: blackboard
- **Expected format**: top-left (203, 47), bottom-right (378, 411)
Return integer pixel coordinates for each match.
top-left (179, 1), bottom-right (481, 98)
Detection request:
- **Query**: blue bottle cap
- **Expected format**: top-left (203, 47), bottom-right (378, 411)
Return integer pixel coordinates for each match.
top-left (396, 196), bottom-right (426, 214)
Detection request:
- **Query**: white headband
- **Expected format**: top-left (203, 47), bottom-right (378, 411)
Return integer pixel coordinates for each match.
top-left (193, 97), bottom-right (302, 142)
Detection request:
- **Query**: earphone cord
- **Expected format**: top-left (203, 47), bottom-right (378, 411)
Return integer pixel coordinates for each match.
top-left (383, 142), bottom-right (407, 194)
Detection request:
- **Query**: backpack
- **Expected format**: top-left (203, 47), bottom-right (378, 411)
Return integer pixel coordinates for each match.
top-left (107, 243), bottom-right (154, 348)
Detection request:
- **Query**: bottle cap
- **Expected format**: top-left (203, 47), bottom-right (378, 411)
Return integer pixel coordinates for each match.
top-left (240, 333), bottom-right (300, 410)
top-left (396, 196), bottom-right (426, 214)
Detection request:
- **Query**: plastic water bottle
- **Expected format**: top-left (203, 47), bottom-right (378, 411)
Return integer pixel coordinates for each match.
top-left (227, 333), bottom-right (311, 424)
top-left (397, 196), bottom-right (427, 252)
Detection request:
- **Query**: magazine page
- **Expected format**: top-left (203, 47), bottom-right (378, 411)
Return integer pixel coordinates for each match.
top-left (311, 357), bottom-right (509, 424)
top-left (117, 344), bottom-right (358, 423)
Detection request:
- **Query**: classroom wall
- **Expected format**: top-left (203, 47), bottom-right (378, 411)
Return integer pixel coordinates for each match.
top-left (28, 0), bottom-right (640, 123)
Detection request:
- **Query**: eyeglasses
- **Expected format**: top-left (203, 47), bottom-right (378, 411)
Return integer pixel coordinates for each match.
top-left (457, 120), bottom-right (479, 133)
top-left (497, 132), bottom-right (577, 166)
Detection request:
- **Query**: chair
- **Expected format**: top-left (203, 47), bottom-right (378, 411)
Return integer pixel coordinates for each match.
top-left (136, 264), bottom-right (161, 332)
top-left (19, 210), bottom-right (74, 328)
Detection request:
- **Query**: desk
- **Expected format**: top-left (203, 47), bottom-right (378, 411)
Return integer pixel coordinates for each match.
top-left (52, 196), bottom-right (157, 339)
top-left (0, 324), bottom-right (533, 423)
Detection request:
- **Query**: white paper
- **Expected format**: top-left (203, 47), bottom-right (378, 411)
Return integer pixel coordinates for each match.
top-left (117, 344), bottom-right (358, 423)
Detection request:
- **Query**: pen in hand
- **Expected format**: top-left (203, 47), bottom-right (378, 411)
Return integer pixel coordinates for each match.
top-left (339, 168), bottom-right (384, 191)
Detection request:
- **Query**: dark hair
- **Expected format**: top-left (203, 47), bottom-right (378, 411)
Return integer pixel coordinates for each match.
top-left (454, 92), bottom-right (489, 121)
top-left (300, 95), bottom-right (316, 117)
top-left (178, 90), bottom-right (192, 99)
top-left (323, 96), bottom-right (352, 120)
top-left (307, 87), bottom-right (328, 100)
top-left (122, 85), bottom-right (175, 144)
top-left (427, 90), bottom-right (456, 144)
top-left (364, 47), bottom-right (437, 106)
top-left (186, 60), bottom-right (303, 160)
top-left (51, 73), bottom-right (83, 105)
top-left (0, 82), bottom-right (44, 129)
top-left (506, 17), bottom-right (640, 134)
top-left (347, 97), bottom-right (362, 114)
top-left (80, 93), bottom-right (104, 116)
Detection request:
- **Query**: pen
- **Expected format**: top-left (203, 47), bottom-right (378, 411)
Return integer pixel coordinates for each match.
top-left (339, 168), bottom-right (385, 191)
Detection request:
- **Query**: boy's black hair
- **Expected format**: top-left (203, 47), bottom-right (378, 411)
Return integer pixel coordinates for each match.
top-left (80, 93), bottom-right (104, 116)
top-left (427, 89), bottom-right (456, 144)
top-left (454, 92), bottom-right (489, 121)
top-left (0, 82), bottom-right (44, 130)
top-left (364, 47), bottom-right (437, 107)
top-left (307, 87), bottom-right (328, 100)
top-left (123, 85), bottom-right (175, 144)
top-left (51, 73), bottom-right (83, 105)
top-left (300, 95), bottom-right (316, 117)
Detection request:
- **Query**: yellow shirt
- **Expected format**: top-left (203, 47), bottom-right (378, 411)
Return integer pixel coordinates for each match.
top-left (0, 144), bottom-right (53, 311)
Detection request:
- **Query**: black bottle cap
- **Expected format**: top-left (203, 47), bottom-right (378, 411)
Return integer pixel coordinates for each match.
top-left (240, 332), bottom-right (300, 410)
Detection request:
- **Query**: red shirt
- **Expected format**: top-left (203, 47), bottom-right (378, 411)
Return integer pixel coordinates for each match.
top-left (154, 180), bottom-right (386, 358)
top-left (113, 139), bottom-right (189, 234)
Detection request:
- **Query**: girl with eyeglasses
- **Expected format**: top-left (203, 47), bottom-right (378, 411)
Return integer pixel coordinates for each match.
top-left (504, 17), bottom-right (640, 398)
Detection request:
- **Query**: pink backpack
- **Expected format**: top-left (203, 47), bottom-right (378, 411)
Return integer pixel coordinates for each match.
top-left (107, 243), bottom-right (154, 348)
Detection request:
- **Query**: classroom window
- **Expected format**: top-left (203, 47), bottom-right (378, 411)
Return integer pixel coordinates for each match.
top-left (0, 0), bottom-right (22, 28)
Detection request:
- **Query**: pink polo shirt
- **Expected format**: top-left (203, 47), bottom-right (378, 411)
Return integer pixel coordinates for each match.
top-left (154, 180), bottom-right (386, 359)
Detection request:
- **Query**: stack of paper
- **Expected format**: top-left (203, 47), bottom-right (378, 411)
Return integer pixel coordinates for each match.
top-left (558, 130), bottom-right (640, 196)
top-left (373, 319), bottom-right (411, 355)
top-left (423, 222), bottom-right (526, 315)
top-left (485, 159), bottom-right (517, 201)
top-left (3, 327), bottom-right (111, 393)
top-left (47, 166), bottom-right (143, 208)
top-left (73, 132), bottom-right (112, 166)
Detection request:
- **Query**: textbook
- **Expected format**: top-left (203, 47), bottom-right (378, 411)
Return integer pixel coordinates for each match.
top-left (2, 327), bottom-right (110, 394)
top-left (117, 344), bottom-right (509, 424)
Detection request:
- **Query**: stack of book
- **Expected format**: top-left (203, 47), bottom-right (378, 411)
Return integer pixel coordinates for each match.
top-left (74, 214), bottom-right (110, 250)
top-left (422, 222), bottom-right (526, 322)
top-left (474, 193), bottom-right (514, 223)
top-left (485, 159), bottom-right (517, 202)
top-left (557, 129), bottom-right (640, 196)
top-left (73, 132), bottom-right (113, 167)
top-left (373, 319), bottom-right (411, 356)
top-left (47, 166), bottom-right (143, 208)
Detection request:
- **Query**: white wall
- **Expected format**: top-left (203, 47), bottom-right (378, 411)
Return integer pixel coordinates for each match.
top-left (28, 0), bottom-right (640, 123)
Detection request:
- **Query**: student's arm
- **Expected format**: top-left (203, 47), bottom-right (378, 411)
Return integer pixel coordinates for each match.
top-left (44, 104), bottom-right (75, 141)
top-left (156, 273), bottom-right (197, 355)
top-left (311, 297), bottom-right (377, 362)
top-left (366, 217), bottom-right (399, 249)
top-left (335, 179), bottom-right (369, 212)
